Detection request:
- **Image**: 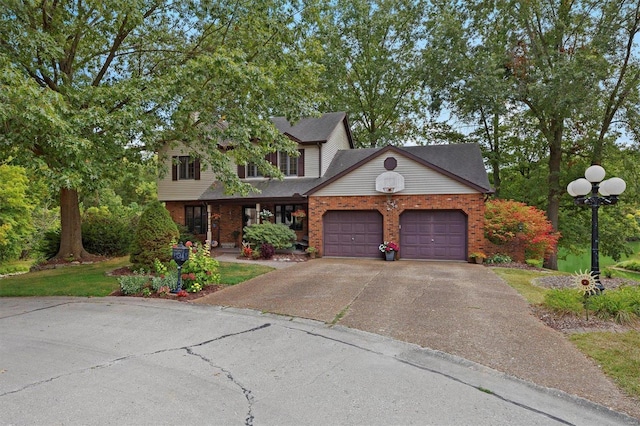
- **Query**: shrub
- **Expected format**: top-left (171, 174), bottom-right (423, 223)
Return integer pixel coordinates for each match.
top-left (587, 286), bottom-right (640, 324)
top-left (39, 228), bottom-right (61, 260)
top-left (543, 289), bottom-right (584, 315)
top-left (260, 243), bottom-right (275, 259)
top-left (617, 260), bottom-right (640, 272)
top-left (525, 259), bottom-right (543, 268)
top-left (118, 272), bottom-right (150, 295)
top-left (151, 272), bottom-right (178, 292)
top-left (178, 241), bottom-right (221, 291)
top-left (0, 165), bottom-right (35, 261)
top-left (485, 199), bottom-right (560, 260)
top-left (129, 202), bottom-right (179, 270)
top-left (242, 222), bottom-right (296, 249)
top-left (485, 253), bottom-right (512, 264)
top-left (81, 206), bottom-right (137, 256)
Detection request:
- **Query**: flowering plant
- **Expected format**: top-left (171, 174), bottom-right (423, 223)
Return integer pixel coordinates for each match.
top-left (379, 241), bottom-right (399, 252)
top-left (259, 209), bottom-right (274, 220)
top-left (291, 209), bottom-right (306, 218)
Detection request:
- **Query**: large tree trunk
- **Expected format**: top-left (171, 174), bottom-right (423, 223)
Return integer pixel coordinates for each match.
top-left (543, 125), bottom-right (563, 270)
top-left (56, 188), bottom-right (90, 260)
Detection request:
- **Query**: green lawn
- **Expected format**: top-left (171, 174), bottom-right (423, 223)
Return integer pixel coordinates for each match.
top-left (0, 257), bottom-right (273, 297)
top-left (493, 267), bottom-right (640, 400)
top-left (557, 241), bottom-right (640, 273)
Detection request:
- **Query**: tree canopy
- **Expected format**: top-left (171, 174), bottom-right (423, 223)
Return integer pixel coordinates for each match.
top-left (0, 0), bottom-right (320, 259)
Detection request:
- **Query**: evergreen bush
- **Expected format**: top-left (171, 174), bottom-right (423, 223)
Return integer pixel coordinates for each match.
top-left (82, 206), bottom-right (137, 256)
top-left (242, 223), bottom-right (296, 249)
top-left (129, 202), bottom-right (179, 270)
top-left (39, 229), bottom-right (61, 260)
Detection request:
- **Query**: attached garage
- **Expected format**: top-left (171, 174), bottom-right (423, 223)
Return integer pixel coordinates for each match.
top-left (323, 210), bottom-right (383, 257)
top-left (400, 210), bottom-right (467, 261)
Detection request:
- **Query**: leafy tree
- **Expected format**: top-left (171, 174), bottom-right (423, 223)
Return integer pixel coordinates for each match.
top-left (485, 199), bottom-right (560, 261)
top-left (0, 1), bottom-right (320, 260)
top-left (130, 201), bottom-right (179, 270)
top-left (310, 0), bottom-right (431, 147)
top-left (425, 0), bottom-right (640, 269)
top-left (0, 165), bottom-right (35, 261)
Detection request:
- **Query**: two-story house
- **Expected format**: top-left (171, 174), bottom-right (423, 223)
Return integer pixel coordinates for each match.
top-left (158, 112), bottom-right (493, 260)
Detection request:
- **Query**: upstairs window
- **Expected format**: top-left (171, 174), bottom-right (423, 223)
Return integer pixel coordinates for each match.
top-left (238, 149), bottom-right (304, 178)
top-left (246, 162), bottom-right (262, 177)
top-left (279, 152), bottom-right (298, 176)
top-left (172, 156), bottom-right (200, 180)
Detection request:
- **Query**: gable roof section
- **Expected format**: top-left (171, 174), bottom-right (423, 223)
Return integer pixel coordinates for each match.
top-left (271, 112), bottom-right (354, 148)
top-left (306, 144), bottom-right (492, 195)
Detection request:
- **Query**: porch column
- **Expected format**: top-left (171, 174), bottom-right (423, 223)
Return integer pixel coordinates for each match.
top-left (256, 203), bottom-right (261, 224)
top-left (206, 204), bottom-right (212, 248)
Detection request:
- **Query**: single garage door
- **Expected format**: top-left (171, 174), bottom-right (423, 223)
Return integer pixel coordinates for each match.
top-left (400, 210), bottom-right (467, 260)
top-left (323, 210), bottom-right (383, 257)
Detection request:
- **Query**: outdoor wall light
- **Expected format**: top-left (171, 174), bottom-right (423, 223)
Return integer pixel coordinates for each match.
top-left (567, 165), bottom-right (626, 292)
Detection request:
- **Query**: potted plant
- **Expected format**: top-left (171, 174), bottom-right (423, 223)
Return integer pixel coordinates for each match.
top-left (379, 241), bottom-right (399, 261)
top-left (305, 246), bottom-right (318, 259)
top-left (469, 251), bottom-right (486, 264)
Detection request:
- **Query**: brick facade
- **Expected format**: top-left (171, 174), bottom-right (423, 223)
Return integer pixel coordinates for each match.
top-left (308, 193), bottom-right (486, 258)
top-left (165, 201), bottom-right (307, 248)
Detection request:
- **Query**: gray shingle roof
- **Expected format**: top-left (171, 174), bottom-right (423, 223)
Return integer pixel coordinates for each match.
top-left (199, 143), bottom-right (491, 201)
top-left (199, 178), bottom-right (323, 201)
top-left (271, 112), bottom-right (349, 144)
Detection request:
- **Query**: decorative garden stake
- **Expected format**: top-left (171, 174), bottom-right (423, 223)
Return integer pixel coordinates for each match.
top-left (567, 165), bottom-right (626, 292)
top-left (171, 242), bottom-right (190, 293)
top-left (574, 269), bottom-right (598, 320)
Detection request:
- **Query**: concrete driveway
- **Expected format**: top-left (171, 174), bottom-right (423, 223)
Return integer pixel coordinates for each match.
top-left (197, 258), bottom-right (640, 420)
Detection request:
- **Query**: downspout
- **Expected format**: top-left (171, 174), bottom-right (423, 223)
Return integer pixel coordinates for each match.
top-left (317, 142), bottom-right (322, 176)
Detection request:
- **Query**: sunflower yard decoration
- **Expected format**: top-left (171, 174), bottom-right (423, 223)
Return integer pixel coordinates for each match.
top-left (574, 269), bottom-right (598, 295)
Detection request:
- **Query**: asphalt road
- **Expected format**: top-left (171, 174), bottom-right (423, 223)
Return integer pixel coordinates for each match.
top-left (1, 297), bottom-right (636, 425)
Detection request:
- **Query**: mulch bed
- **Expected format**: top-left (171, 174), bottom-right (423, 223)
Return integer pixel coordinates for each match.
top-left (488, 263), bottom-right (640, 333)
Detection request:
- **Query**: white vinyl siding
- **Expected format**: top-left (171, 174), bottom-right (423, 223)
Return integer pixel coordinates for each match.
top-left (321, 125), bottom-right (351, 176)
top-left (304, 145), bottom-right (320, 177)
top-left (157, 145), bottom-right (218, 201)
top-left (313, 153), bottom-right (480, 196)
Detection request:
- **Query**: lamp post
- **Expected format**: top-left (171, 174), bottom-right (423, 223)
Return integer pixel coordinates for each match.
top-left (171, 242), bottom-right (190, 293)
top-left (567, 165), bottom-right (626, 292)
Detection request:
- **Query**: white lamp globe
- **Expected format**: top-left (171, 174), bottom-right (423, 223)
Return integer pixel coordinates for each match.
top-left (598, 180), bottom-right (610, 196)
top-left (585, 165), bottom-right (606, 183)
top-left (602, 177), bottom-right (626, 196)
top-left (567, 182), bottom-right (578, 197)
top-left (571, 178), bottom-right (592, 196)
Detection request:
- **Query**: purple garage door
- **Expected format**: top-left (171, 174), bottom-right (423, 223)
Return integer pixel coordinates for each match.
top-left (400, 210), bottom-right (467, 260)
top-left (323, 210), bottom-right (383, 257)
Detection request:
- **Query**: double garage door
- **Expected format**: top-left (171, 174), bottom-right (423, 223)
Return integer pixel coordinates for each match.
top-left (323, 210), bottom-right (467, 260)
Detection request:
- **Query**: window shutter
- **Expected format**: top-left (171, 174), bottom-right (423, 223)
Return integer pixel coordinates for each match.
top-left (237, 164), bottom-right (246, 178)
top-left (171, 158), bottom-right (178, 181)
top-left (297, 149), bottom-right (305, 177)
top-left (194, 158), bottom-right (201, 180)
top-left (267, 152), bottom-right (278, 165)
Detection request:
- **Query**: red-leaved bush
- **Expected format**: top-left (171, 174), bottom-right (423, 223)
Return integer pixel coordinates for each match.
top-left (484, 199), bottom-right (560, 260)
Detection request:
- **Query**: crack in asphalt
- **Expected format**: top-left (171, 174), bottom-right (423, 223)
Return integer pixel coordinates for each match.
top-left (185, 348), bottom-right (255, 426)
top-left (1, 323), bottom-right (271, 426)
top-left (0, 301), bottom-right (76, 319)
